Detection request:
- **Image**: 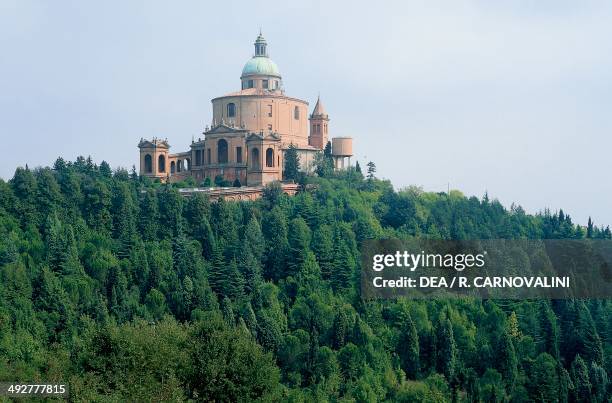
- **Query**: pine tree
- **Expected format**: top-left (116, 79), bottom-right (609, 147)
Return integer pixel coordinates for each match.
top-left (296, 251), bottom-right (322, 291)
top-left (139, 189), bottom-right (159, 241)
top-left (571, 355), bottom-right (592, 402)
top-left (238, 250), bottom-right (262, 296)
top-left (355, 161), bottom-right (362, 174)
top-left (508, 311), bottom-right (521, 338)
top-left (172, 228), bottom-right (191, 278)
top-left (211, 197), bottom-right (239, 258)
top-left (528, 353), bottom-right (560, 402)
top-left (221, 296), bottom-right (235, 327)
top-left (366, 161), bottom-right (376, 180)
top-left (157, 186), bottom-right (183, 239)
top-left (539, 301), bottom-right (560, 358)
top-left (575, 301), bottom-right (604, 365)
top-left (35, 168), bottom-right (61, 225)
top-left (262, 207), bottom-right (288, 280)
top-left (330, 240), bottom-right (355, 291)
top-left (111, 182), bottom-right (137, 259)
top-left (195, 216), bottom-right (216, 260)
top-left (287, 217), bottom-right (311, 277)
top-left (244, 216), bottom-right (265, 262)
top-left (45, 212), bottom-right (65, 271)
top-left (183, 193), bottom-right (211, 236)
top-left (312, 225), bottom-right (334, 280)
top-left (99, 161), bottom-right (112, 178)
top-left (11, 166), bottom-right (39, 227)
top-left (589, 361), bottom-right (608, 403)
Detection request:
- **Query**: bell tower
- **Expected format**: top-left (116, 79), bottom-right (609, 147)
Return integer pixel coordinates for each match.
top-left (308, 95), bottom-right (329, 150)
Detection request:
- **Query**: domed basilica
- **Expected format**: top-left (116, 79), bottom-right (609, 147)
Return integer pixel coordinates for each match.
top-left (138, 32), bottom-right (353, 186)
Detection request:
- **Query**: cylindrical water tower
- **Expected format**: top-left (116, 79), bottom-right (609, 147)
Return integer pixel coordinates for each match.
top-left (331, 137), bottom-right (353, 169)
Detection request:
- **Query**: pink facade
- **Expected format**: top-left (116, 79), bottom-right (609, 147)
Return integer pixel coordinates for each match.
top-left (138, 32), bottom-right (352, 186)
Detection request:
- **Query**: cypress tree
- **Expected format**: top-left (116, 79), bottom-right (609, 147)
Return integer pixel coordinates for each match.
top-left (498, 330), bottom-right (518, 390)
top-left (398, 313), bottom-right (420, 379)
top-left (283, 143), bottom-right (300, 181)
top-left (332, 309), bottom-right (349, 349)
top-left (242, 302), bottom-right (258, 338)
top-left (208, 245), bottom-right (226, 297)
top-left (436, 318), bottom-right (457, 381)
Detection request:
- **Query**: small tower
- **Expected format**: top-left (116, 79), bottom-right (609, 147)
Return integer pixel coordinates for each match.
top-left (254, 30), bottom-right (267, 56)
top-left (308, 96), bottom-right (329, 150)
top-left (331, 137), bottom-right (353, 170)
top-left (138, 137), bottom-right (170, 181)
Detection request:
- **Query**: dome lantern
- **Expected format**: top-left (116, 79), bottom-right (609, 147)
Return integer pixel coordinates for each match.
top-left (254, 31), bottom-right (267, 57)
top-left (240, 31), bottom-right (283, 91)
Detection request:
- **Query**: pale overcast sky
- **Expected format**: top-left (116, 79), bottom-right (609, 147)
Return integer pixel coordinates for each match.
top-left (1, 1), bottom-right (611, 226)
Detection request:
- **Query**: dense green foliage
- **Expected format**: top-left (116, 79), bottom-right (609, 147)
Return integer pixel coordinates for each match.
top-left (0, 156), bottom-right (610, 401)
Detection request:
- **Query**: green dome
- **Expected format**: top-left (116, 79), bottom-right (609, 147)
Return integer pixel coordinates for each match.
top-left (241, 56), bottom-right (281, 78)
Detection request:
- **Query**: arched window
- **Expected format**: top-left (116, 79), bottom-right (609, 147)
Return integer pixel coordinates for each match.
top-left (158, 155), bottom-right (166, 173)
top-left (266, 148), bottom-right (274, 167)
top-left (250, 148), bottom-right (260, 169)
top-left (227, 103), bottom-right (236, 118)
top-left (170, 161), bottom-right (176, 173)
top-left (218, 139), bottom-right (228, 164)
top-left (144, 154), bottom-right (152, 173)
top-left (294, 106), bottom-right (299, 120)
top-left (186, 158), bottom-right (191, 170)
top-left (177, 159), bottom-right (182, 172)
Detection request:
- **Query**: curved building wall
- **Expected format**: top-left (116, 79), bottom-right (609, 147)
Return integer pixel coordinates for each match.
top-left (212, 95), bottom-right (309, 148)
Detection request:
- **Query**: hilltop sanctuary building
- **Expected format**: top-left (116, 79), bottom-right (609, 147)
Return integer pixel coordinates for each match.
top-left (138, 33), bottom-right (353, 186)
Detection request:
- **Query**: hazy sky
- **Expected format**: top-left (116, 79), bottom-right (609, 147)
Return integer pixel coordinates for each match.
top-left (1, 1), bottom-right (611, 226)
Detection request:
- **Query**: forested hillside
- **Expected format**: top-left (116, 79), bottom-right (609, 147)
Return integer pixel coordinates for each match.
top-left (0, 156), bottom-right (610, 401)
